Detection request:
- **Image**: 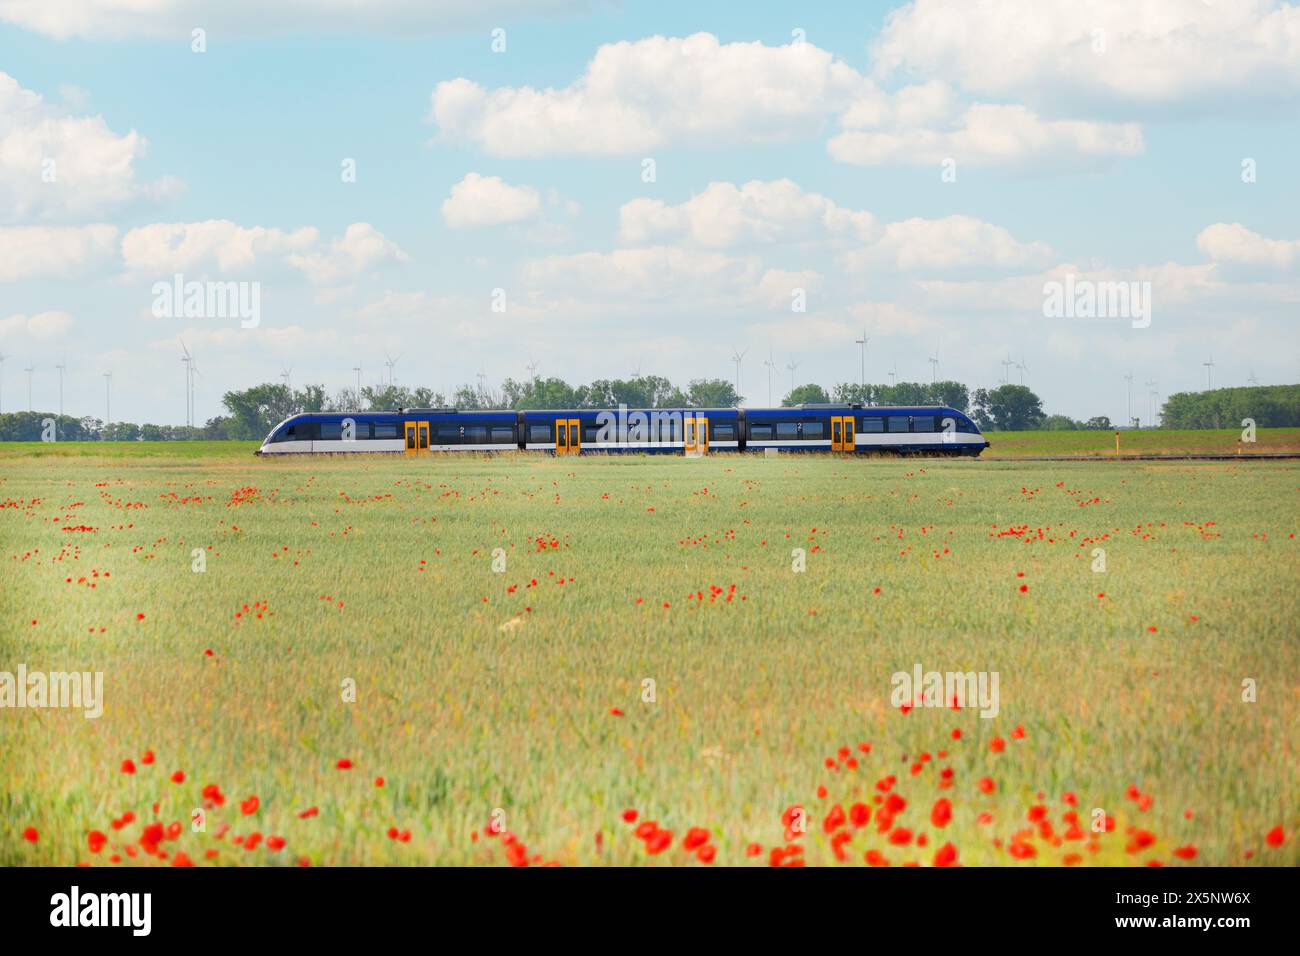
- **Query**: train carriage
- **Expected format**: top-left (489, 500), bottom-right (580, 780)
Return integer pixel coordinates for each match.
top-left (257, 403), bottom-right (989, 456)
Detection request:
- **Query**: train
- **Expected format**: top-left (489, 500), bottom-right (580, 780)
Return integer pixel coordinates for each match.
top-left (257, 403), bottom-right (989, 456)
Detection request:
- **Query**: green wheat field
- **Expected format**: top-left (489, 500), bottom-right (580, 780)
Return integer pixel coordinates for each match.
top-left (2, 440), bottom-right (1297, 866)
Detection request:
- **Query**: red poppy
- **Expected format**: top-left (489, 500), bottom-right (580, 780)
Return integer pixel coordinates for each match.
top-left (240, 795), bottom-right (259, 816)
top-left (933, 842), bottom-right (958, 867)
top-left (22, 827), bottom-right (38, 843)
top-left (1266, 826), bottom-right (1285, 848)
top-left (622, 809), bottom-right (638, 823)
top-left (120, 759), bottom-right (136, 774)
top-left (336, 758), bottom-right (353, 770)
top-left (931, 798), bottom-right (952, 828)
top-left (170, 770), bottom-right (185, 783)
top-left (683, 827), bottom-right (710, 851)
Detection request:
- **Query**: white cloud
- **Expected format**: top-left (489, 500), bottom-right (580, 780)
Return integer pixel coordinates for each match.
top-left (431, 32), bottom-right (1145, 169)
top-left (431, 33), bottom-right (868, 157)
top-left (0, 0), bottom-right (587, 39)
top-left (522, 245), bottom-right (764, 302)
top-left (829, 100), bottom-right (1143, 167)
top-left (121, 220), bottom-right (318, 275)
top-left (620, 179), bottom-right (876, 247)
top-left (1197, 223), bottom-right (1300, 270)
top-left (0, 72), bottom-right (180, 221)
top-left (287, 223), bottom-right (409, 285)
top-left (120, 220), bottom-right (406, 285)
top-left (441, 173), bottom-right (541, 228)
top-left (843, 215), bottom-right (1055, 274)
top-left (0, 224), bottom-right (118, 282)
top-left (873, 0), bottom-right (1300, 112)
top-left (0, 309), bottom-right (74, 340)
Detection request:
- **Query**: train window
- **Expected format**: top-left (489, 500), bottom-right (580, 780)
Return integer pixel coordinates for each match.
top-left (887, 417), bottom-right (910, 433)
top-left (803, 420), bottom-right (824, 439)
top-left (373, 422), bottom-right (397, 439)
top-left (528, 424), bottom-right (552, 444)
top-left (582, 424), bottom-right (602, 444)
top-left (435, 424), bottom-right (460, 444)
top-left (712, 423), bottom-right (735, 441)
top-left (912, 416), bottom-right (935, 432)
top-left (860, 417), bottom-right (884, 433)
top-left (318, 421), bottom-right (342, 440)
top-left (490, 425), bottom-right (515, 444)
top-left (749, 422), bottom-right (774, 440)
top-left (463, 425), bottom-right (488, 444)
top-left (776, 422), bottom-right (799, 440)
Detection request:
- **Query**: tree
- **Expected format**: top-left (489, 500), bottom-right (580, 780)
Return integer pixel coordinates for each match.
top-left (783, 383), bottom-right (831, 406)
top-left (971, 385), bottom-right (1046, 431)
top-left (1041, 414), bottom-right (1078, 430)
top-left (685, 378), bottom-right (742, 407)
top-left (1084, 416), bottom-right (1112, 430)
top-left (1160, 385), bottom-right (1300, 429)
top-left (220, 383), bottom-right (298, 440)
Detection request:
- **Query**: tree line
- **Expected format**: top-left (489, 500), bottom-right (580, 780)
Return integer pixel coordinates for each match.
top-left (1, 378), bottom-right (1294, 442)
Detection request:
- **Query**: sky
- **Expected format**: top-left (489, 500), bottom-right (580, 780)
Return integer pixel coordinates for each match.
top-left (0, 0), bottom-right (1297, 427)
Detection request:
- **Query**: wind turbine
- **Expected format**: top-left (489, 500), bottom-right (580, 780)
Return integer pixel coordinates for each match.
top-left (1203, 356), bottom-right (1214, 390)
top-left (1000, 353), bottom-right (1015, 386)
top-left (352, 365), bottom-right (362, 398)
top-left (384, 352), bottom-right (401, 388)
top-left (526, 358), bottom-right (540, 382)
top-left (280, 365), bottom-right (293, 392)
top-left (56, 359), bottom-right (66, 417)
top-left (763, 350), bottom-right (776, 406)
top-left (730, 347), bottom-right (747, 394)
top-left (103, 371), bottom-right (113, 426)
top-left (888, 362), bottom-right (897, 387)
top-left (1124, 372), bottom-right (1134, 428)
top-left (928, 341), bottom-right (941, 385)
top-left (1145, 379), bottom-right (1158, 428)
top-left (1247, 369), bottom-right (1259, 386)
top-left (24, 364), bottom-right (34, 411)
top-left (854, 331), bottom-right (870, 388)
top-left (180, 339), bottom-right (195, 426)
top-left (1016, 351), bottom-right (1029, 386)
top-left (785, 359), bottom-right (801, 398)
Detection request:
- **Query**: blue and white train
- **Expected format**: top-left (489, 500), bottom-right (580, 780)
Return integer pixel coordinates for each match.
top-left (257, 403), bottom-right (989, 456)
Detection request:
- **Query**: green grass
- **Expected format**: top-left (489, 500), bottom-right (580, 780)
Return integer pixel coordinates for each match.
top-left (985, 427), bottom-right (1300, 457)
top-left (2, 448), bottom-right (1297, 867)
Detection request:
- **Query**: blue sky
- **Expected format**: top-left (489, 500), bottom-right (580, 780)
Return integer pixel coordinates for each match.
top-left (1, 0), bottom-right (1297, 425)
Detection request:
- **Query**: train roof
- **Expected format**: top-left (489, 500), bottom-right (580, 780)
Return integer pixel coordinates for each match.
top-left (278, 403), bottom-right (968, 418)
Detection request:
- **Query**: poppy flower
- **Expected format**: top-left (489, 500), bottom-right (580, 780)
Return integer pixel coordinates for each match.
top-left (22, 827), bottom-right (38, 843)
top-left (933, 843), bottom-right (957, 867)
top-left (1266, 826), bottom-right (1285, 848)
top-left (170, 770), bottom-right (185, 784)
top-left (989, 738), bottom-right (1006, 753)
top-left (120, 759), bottom-right (136, 774)
top-left (336, 758), bottom-right (353, 770)
top-left (240, 796), bottom-right (259, 816)
top-left (931, 799), bottom-right (952, 828)
top-left (683, 827), bottom-right (710, 851)
top-left (621, 809), bottom-right (638, 823)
